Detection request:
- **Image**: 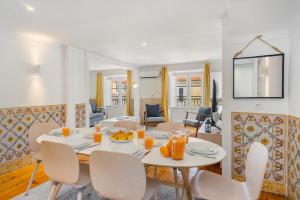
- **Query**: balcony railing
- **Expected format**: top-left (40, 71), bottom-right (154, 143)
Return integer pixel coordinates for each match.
top-left (176, 97), bottom-right (202, 107)
top-left (176, 96), bottom-right (187, 107)
top-left (191, 97), bottom-right (202, 107)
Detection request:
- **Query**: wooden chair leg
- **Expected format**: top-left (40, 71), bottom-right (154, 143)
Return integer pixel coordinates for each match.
top-left (25, 160), bottom-right (41, 196)
top-left (49, 181), bottom-right (53, 193)
top-left (77, 189), bottom-right (82, 200)
top-left (48, 182), bottom-right (58, 200)
top-left (154, 166), bottom-right (158, 179)
top-left (173, 168), bottom-right (180, 200)
top-left (195, 127), bottom-right (199, 137)
top-left (52, 182), bottom-right (62, 199)
top-left (181, 189), bottom-right (186, 200)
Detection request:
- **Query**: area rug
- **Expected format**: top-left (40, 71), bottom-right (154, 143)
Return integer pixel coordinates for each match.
top-left (13, 181), bottom-right (177, 200)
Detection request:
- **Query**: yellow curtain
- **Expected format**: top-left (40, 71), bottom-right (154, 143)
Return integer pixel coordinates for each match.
top-left (203, 63), bottom-right (211, 108)
top-left (161, 66), bottom-right (169, 121)
top-left (126, 70), bottom-right (133, 116)
top-left (96, 73), bottom-right (103, 107)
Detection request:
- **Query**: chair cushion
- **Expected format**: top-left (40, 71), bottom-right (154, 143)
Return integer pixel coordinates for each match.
top-left (90, 112), bottom-right (103, 119)
top-left (191, 170), bottom-right (248, 200)
top-left (196, 107), bottom-right (211, 121)
top-left (146, 104), bottom-right (161, 117)
top-left (183, 119), bottom-right (201, 127)
top-left (147, 117), bottom-right (165, 122)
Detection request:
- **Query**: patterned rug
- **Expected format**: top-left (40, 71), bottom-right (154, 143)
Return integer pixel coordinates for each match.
top-left (13, 181), bottom-right (178, 200)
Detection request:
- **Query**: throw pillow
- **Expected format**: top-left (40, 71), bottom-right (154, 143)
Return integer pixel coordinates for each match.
top-left (146, 104), bottom-right (161, 117)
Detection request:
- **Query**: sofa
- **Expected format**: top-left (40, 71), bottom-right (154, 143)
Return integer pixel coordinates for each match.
top-left (89, 102), bottom-right (105, 127)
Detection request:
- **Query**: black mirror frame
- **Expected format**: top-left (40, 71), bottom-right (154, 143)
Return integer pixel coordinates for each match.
top-left (233, 53), bottom-right (284, 99)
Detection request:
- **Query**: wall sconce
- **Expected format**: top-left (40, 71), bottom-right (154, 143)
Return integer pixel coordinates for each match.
top-left (133, 83), bottom-right (139, 89)
top-left (28, 64), bottom-right (40, 74)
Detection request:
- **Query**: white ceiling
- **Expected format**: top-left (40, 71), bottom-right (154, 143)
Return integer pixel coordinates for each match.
top-left (87, 53), bottom-right (130, 71)
top-left (0, 0), bottom-right (227, 66)
top-left (0, 0), bottom-right (297, 68)
top-left (228, 0), bottom-right (299, 36)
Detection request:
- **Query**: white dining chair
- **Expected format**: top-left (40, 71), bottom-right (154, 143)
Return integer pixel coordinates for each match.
top-left (114, 120), bottom-right (138, 130)
top-left (191, 142), bottom-right (268, 200)
top-left (25, 121), bottom-right (60, 196)
top-left (41, 141), bottom-right (91, 200)
top-left (90, 150), bottom-right (160, 200)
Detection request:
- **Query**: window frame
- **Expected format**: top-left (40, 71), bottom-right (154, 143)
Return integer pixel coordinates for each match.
top-left (110, 78), bottom-right (127, 106)
top-left (173, 71), bottom-right (203, 109)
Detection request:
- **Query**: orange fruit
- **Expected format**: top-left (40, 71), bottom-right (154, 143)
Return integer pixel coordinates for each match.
top-left (160, 146), bottom-right (166, 154)
top-left (163, 146), bottom-right (171, 157)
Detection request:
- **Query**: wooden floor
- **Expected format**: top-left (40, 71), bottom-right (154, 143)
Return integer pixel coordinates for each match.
top-left (0, 162), bottom-right (287, 200)
top-left (0, 163), bottom-right (48, 200)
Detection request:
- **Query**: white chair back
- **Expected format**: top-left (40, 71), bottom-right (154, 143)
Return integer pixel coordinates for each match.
top-left (245, 142), bottom-right (268, 199)
top-left (154, 122), bottom-right (184, 132)
top-left (28, 121), bottom-right (59, 155)
top-left (114, 120), bottom-right (138, 130)
top-left (90, 151), bottom-right (146, 200)
top-left (41, 141), bottom-right (80, 184)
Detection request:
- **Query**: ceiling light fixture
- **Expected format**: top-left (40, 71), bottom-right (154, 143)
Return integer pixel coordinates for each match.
top-left (142, 42), bottom-right (147, 47)
top-left (25, 5), bottom-right (35, 12)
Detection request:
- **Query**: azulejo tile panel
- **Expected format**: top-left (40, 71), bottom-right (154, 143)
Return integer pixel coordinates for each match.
top-left (0, 104), bottom-right (66, 174)
top-left (75, 103), bottom-right (86, 128)
top-left (287, 116), bottom-right (300, 200)
top-left (232, 112), bottom-right (286, 195)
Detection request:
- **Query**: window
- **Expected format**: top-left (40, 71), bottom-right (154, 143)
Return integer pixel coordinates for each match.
top-left (176, 75), bottom-right (188, 106)
top-left (174, 72), bottom-right (203, 108)
top-left (111, 80), bottom-right (127, 105)
top-left (190, 74), bottom-right (202, 107)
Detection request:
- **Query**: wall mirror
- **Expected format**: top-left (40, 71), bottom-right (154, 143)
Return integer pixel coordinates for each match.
top-left (233, 54), bottom-right (284, 98)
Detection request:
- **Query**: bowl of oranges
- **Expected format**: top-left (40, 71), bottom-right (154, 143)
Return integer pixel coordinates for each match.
top-left (109, 131), bottom-right (134, 143)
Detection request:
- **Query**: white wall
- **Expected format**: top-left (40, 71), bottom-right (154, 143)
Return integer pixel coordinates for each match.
top-left (288, 12), bottom-right (300, 117)
top-left (89, 71), bottom-right (97, 99)
top-left (0, 30), bottom-right (65, 108)
top-left (65, 46), bottom-right (88, 128)
top-left (221, 26), bottom-right (290, 177)
top-left (0, 30), bottom-right (94, 128)
top-left (139, 60), bottom-right (222, 99)
top-left (140, 77), bottom-right (162, 98)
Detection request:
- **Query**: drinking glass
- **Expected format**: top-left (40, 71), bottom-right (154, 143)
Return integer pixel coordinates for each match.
top-left (144, 136), bottom-right (154, 150)
top-left (94, 132), bottom-right (102, 143)
top-left (185, 129), bottom-right (192, 144)
top-left (94, 121), bottom-right (102, 132)
top-left (62, 127), bottom-right (70, 137)
top-left (137, 125), bottom-right (145, 139)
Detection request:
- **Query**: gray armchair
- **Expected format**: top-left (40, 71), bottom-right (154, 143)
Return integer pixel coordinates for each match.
top-left (144, 104), bottom-right (165, 130)
top-left (183, 107), bottom-right (211, 136)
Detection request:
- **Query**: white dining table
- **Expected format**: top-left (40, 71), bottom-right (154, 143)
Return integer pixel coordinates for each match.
top-left (37, 127), bottom-right (226, 200)
top-left (100, 116), bottom-right (140, 128)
